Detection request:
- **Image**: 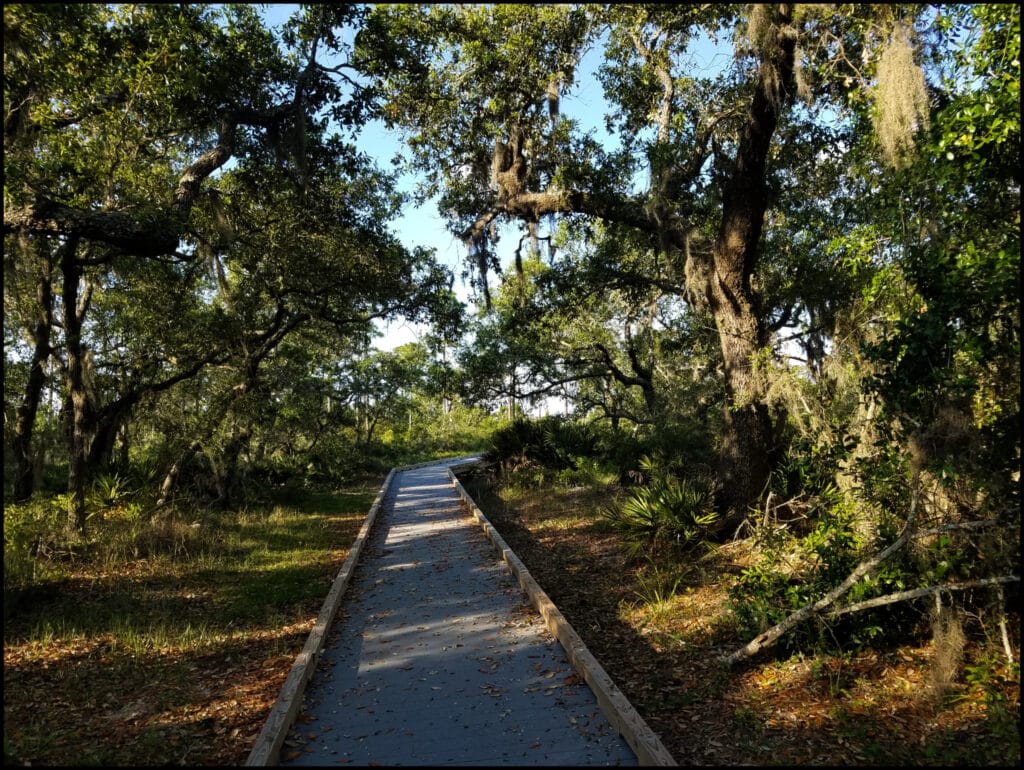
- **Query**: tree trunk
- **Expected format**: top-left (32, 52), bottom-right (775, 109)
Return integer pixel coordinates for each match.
top-left (87, 406), bottom-right (126, 472)
top-left (706, 4), bottom-right (797, 527)
top-left (85, 348), bottom-right (229, 475)
top-left (157, 440), bottom-right (202, 508)
top-left (364, 415), bottom-right (378, 448)
top-left (707, 269), bottom-right (775, 527)
top-left (60, 238), bottom-right (90, 532)
top-left (11, 237), bottom-right (56, 502)
top-left (219, 427), bottom-right (250, 508)
top-left (155, 320), bottom-right (294, 506)
top-left (508, 369), bottom-right (518, 421)
top-left (156, 391), bottom-right (234, 507)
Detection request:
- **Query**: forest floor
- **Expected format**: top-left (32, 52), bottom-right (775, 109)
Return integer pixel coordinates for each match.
top-left (3, 470), bottom-right (1019, 766)
top-left (454, 469), bottom-right (1020, 767)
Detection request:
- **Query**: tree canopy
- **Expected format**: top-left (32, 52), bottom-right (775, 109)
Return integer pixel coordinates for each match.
top-left (3, 3), bottom-right (462, 527)
top-left (3, 2), bottom-right (1018, 668)
top-left (356, 1), bottom-right (1018, 520)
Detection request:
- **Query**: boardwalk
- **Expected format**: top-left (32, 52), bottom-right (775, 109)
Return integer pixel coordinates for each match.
top-left (276, 459), bottom-right (639, 766)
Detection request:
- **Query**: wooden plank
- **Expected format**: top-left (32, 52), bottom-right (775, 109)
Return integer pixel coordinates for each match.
top-left (245, 468), bottom-right (396, 766)
top-left (448, 465), bottom-right (678, 767)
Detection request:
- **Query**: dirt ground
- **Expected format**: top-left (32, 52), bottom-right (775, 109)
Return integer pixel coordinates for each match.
top-left (455, 470), bottom-right (1021, 767)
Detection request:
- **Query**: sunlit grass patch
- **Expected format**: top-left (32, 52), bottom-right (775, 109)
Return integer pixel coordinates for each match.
top-left (498, 476), bottom-right (625, 525)
top-left (620, 568), bottom-right (736, 652)
top-left (109, 618), bottom-right (227, 656)
top-left (531, 511), bottom-right (593, 532)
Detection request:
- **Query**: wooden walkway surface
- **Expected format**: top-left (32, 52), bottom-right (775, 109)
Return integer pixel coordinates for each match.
top-left (246, 457), bottom-right (675, 766)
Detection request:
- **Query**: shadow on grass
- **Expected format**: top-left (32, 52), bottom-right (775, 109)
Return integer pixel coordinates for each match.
top-left (3, 483), bottom-right (393, 766)
top-left (5, 553), bottom-right (351, 641)
top-left (3, 620), bottom-right (314, 766)
top-left (5, 484), bottom-right (382, 632)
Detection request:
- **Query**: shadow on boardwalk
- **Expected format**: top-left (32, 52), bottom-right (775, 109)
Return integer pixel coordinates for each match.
top-left (276, 459), bottom-right (639, 766)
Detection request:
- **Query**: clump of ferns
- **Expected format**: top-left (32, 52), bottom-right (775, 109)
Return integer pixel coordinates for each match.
top-left (604, 453), bottom-right (719, 559)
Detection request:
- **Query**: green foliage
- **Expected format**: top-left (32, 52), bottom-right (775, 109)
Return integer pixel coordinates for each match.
top-left (770, 431), bottom-right (850, 504)
top-left (402, 399), bottom-right (499, 457)
top-left (603, 453), bottom-right (718, 558)
top-left (934, 4), bottom-right (1020, 182)
top-left (2, 3), bottom-right (1018, 681)
top-left (485, 416), bottom-right (600, 484)
top-left (633, 560), bottom-right (690, 606)
top-left (4, 481), bottom-right (379, 630)
top-left (551, 456), bottom-right (618, 489)
top-left (853, 3), bottom-right (1020, 520)
top-left (3, 496), bottom-right (74, 589)
top-left (85, 473), bottom-right (133, 511)
top-left (728, 491), bottom-right (916, 654)
top-left (3, 2), bottom-right (461, 523)
top-left (960, 655), bottom-right (1020, 738)
top-left (594, 418), bottom-right (717, 486)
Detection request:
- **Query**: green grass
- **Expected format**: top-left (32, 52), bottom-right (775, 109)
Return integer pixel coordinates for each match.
top-left (5, 483), bottom-right (378, 642)
top-left (3, 478), bottom-right (383, 766)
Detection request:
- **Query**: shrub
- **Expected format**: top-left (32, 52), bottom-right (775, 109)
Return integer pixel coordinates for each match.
top-left (3, 495), bottom-right (74, 589)
top-left (485, 416), bottom-right (599, 483)
top-left (603, 453), bottom-right (718, 558)
top-left (553, 456), bottom-right (617, 488)
top-left (728, 490), bottom-right (922, 654)
top-left (594, 419), bottom-right (715, 487)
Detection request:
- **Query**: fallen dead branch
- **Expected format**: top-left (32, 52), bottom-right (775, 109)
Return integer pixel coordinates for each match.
top-left (723, 491), bottom-right (1019, 666)
top-left (829, 575), bottom-right (1020, 617)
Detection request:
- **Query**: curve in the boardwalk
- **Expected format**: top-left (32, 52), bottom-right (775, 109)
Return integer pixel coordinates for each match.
top-left (273, 458), bottom-right (638, 766)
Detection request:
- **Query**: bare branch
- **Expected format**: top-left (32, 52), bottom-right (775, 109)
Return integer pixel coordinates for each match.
top-left (724, 488), bottom-right (920, 666)
top-left (829, 575), bottom-right (1021, 617)
top-left (913, 518), bottom-right (1010, 540)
